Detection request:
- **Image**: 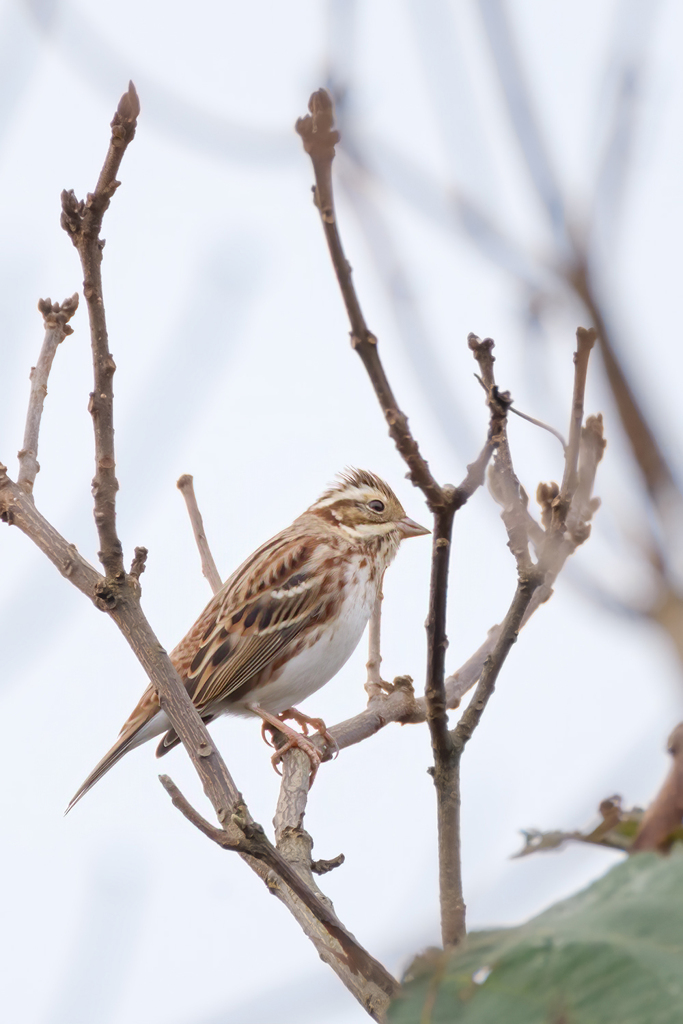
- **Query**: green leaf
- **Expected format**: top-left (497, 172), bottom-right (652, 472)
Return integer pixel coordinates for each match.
top-left (389, 851), bottom-right (683, 1023)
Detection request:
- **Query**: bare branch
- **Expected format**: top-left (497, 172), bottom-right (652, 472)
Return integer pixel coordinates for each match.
top-left (161, 764), bottom-right (398, 1016)
top-left (513, 796), bottom-right (643, 858)
top-left (17, 295), bottom-right (79, 494)
top-left (0, 467), bottom-right (103, 596)
top-left (432, 329), bottom-right (601, 947)
top-left (424, 497), bottom-right (457, 763)
top-left (453, 575), bottom-right (542, 757)
top-left (509, 403), bottom-right (567, 451)
top-left (470, 334), bottom-right (534, 575)
top-left (296, 89), bottom-right (443, 509)
top-left (423, 339), bottom-right (505, 950)
top-left (556, 326), bottom-right (597, 525)
top-left (159, 774), bottom-right (242, 847)
top-left (177, 473), bottom-right (222, 594)
top-left (365, 587), bottom-right (388, 697)
top-left (60, 82), bottom-right (140, 578)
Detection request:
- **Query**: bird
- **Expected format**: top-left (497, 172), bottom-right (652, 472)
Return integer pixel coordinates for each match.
top-left (67, 469), bottom-right (429, 811)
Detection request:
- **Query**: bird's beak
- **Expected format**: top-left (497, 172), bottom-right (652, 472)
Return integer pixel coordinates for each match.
top-left (398, 516), bottom-right (431, 539)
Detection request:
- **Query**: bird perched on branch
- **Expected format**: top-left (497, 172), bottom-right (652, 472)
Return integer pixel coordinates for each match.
top-left (67, 469), bottom-right (429, 811)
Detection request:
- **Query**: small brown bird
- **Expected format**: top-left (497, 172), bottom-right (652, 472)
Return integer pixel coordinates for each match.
top-left (67, 469), bottom-right (429, 811)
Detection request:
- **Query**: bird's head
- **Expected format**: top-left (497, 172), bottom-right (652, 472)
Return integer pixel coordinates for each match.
top-left (308, 468), bottom-right (430, 543)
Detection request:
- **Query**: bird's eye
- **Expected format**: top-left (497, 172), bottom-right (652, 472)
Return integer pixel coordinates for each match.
top-left (367, 499), bottom-right (385, 513)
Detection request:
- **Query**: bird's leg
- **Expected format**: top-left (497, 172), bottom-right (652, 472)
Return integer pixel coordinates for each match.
top-left (365, 576), bottom-right (392, 698)
top-left (249, 703), bottom-right (323, 785)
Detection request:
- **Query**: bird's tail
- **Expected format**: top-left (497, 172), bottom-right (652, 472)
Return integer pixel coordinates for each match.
top-left (65, 694), bottom-right (166, 814)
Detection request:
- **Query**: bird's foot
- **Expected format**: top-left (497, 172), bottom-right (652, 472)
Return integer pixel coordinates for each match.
top-left (251, 704), bottom-right (324, 787)
top-left (279, 707), bottom-right (339, 758)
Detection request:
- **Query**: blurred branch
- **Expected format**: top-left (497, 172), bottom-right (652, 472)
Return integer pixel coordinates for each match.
top-left (516, 722), bottom-right (683, 857)
top-left (177, 474), bottom-right (223, 594)
top-left (351, 135), bottom-right (551, 290)
top-left (591, 1), bottom-right (660, 244)
top-left (572, 264), bottom-right (678, 507)
top-left (513, 795), bottom-right (645, 857)
top-left (336, 154), bottom-right (475, 456)
top-left (478, 0), bottom-right (570, 253)
top-left (17, 295), bottom-right (79, 494)
top-left (632, 722), bottom-right (683, 852)
top-left (477, 3), bottom-right (681, 572)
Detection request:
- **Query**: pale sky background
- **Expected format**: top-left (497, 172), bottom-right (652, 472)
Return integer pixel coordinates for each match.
top-left (1, 1), bottom-right (683, 1022)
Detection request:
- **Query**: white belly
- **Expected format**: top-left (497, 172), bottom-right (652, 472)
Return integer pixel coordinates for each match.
top-left (235, 561), bottom-right (379, 714)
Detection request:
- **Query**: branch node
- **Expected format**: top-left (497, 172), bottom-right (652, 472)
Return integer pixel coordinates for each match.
top-left (93, 580), bottom-right (118, 611)
top-left (129, 546), bottom-right (148, 580)
top-left (312, 853), bottom-right (346, 875)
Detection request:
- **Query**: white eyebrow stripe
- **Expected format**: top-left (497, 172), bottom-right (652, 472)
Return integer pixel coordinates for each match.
top-left (312, 487), bottom-right (376, 509)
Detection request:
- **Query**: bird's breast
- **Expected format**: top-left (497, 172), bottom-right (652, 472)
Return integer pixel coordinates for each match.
top-left (233, 554), bottom-right (380, 714)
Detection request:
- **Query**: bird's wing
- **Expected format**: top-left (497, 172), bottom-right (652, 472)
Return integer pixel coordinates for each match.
top-left (172, 527), bottom-right (338, 711)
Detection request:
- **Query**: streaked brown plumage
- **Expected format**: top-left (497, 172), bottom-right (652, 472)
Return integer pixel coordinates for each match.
top-left (67, 469), bottom-right (429, 811)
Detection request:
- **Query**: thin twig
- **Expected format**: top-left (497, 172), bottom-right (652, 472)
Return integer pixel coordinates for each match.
top-left (177, 474), bottom-right (223, 594)
top-left (17, 295), bottom-right (79, 494)
top-left (295, 89), bottom-right (443, 509)
top-left (509, 403), bottom-right (567, 451)
top-left (470, 334), bottom-right (533, 574)
top-left (453, 576), bottom-right (542, 755)
top-left (556, 326), bottom-right (597, 523)
top-left (60, 82), bottom-right (140, 578)
top-left (365, 587), bottom-right (387, 696)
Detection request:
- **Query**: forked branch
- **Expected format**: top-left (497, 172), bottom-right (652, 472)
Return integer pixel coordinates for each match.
top-left (440, 328), bottom-right (604, 947)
